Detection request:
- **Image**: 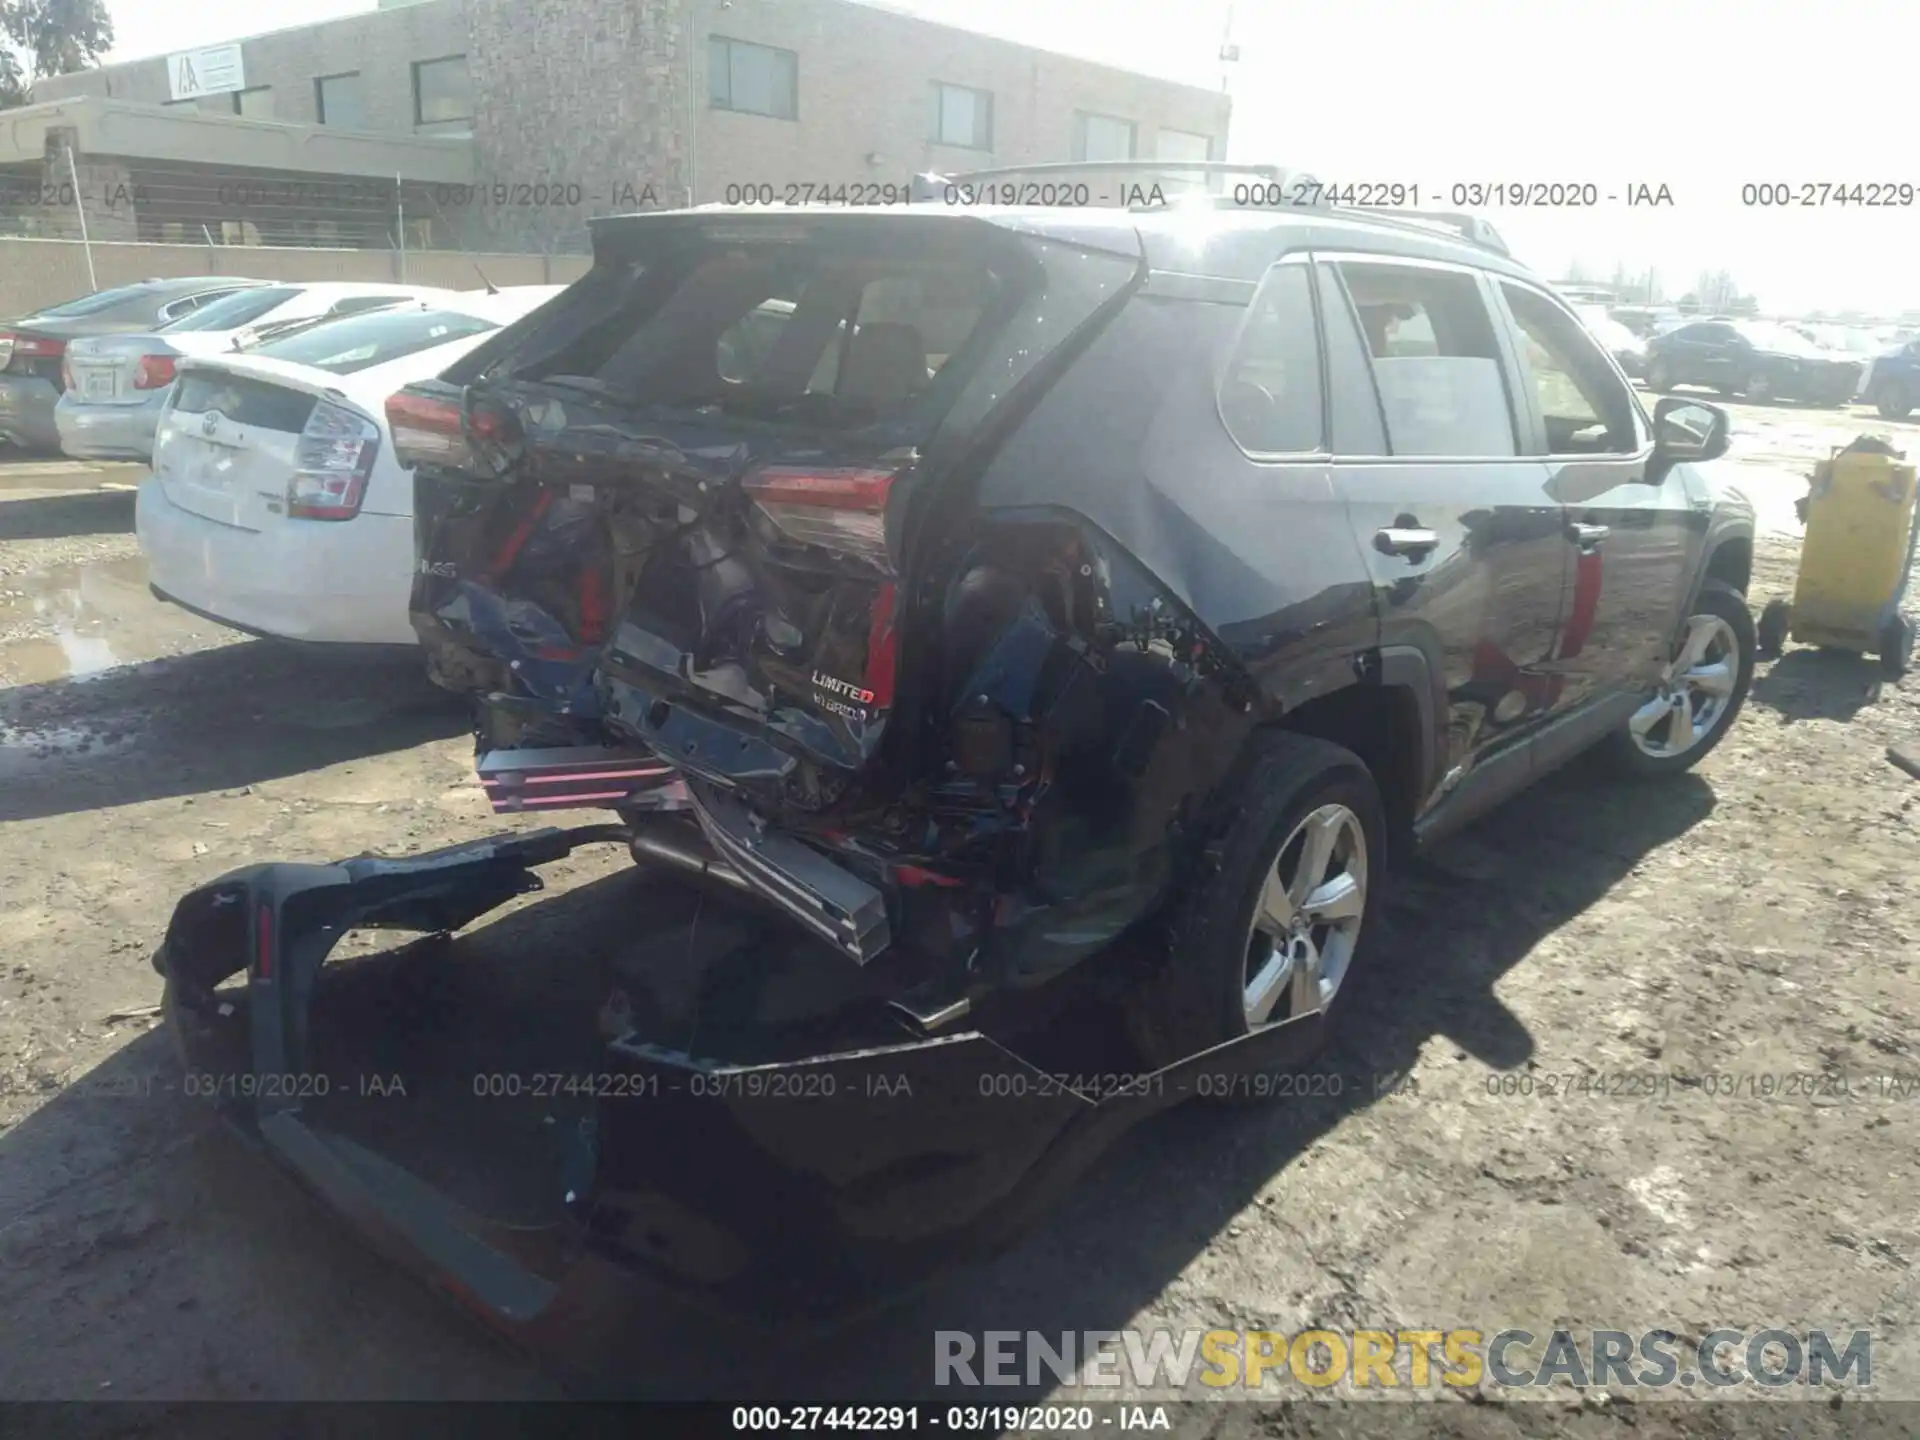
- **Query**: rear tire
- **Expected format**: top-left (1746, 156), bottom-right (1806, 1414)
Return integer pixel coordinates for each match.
top-left (1744, 371), bottom-right (1774, 404)
top-left (1601, 581), bottom-right (1755, 778)
top-left (1880, 614), bottom-right (1915, 679)
top-left (1756, 598), bottom-right (1791, 659)
top-left (1126, 732), bottom-right (1386, 1090)
top-left (1877, 385), bottom-right (1916, 421)
top-left (1646, 360), bottom-right (1673, 392)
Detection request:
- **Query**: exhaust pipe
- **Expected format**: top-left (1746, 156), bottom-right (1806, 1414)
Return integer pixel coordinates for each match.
top-left (627, 822), bottom-right (757, 899)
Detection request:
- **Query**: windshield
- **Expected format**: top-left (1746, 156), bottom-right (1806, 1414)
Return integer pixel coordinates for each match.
top-left (1576, 308), bottom-right (1639, 348)
top-left (162, 286), bottom-right (299, 333)
top-left (1737, 322), bottom-right (1824, 355)
top-left (252, 308), bottom-right (499, 375)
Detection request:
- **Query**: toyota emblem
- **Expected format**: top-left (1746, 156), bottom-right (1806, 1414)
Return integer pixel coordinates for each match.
top-left (202, 410), bottom-right (222, 437)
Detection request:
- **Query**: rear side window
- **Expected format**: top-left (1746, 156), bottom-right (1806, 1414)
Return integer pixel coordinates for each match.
top-left (1500, 283), bottom-right (1637, 455)
top-left (30, 284), bottom-right (162, 320)
top-left (252, 308), bottom-right (497, 374)
top-left (1216, 263), bottom-right (1323, 454)
top-left (1335, 262), bottom-right (1516, 458)
top-left (163, 286), bottom-right (300, 332)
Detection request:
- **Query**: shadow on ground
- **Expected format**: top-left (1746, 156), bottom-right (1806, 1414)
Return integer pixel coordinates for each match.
top-left (0, 639), bottom-right (469, 822)
top-left (1750, 647), bottom-right (1889, 724)
top-left (0, 489), bottom-right (134, 542)
top-left (0, 761), bottom-right (1716, 1405)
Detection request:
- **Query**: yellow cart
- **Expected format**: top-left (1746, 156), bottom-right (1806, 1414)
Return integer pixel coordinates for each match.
top-left (1757, 435), bottom-right (1919, 677)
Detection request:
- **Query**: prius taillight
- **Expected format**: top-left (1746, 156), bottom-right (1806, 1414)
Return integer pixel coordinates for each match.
top-left (740, 465), bottom-right (898, 568)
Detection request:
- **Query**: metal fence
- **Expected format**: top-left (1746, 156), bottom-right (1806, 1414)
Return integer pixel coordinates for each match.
top-left (0, 236), bottom-right (595, 319)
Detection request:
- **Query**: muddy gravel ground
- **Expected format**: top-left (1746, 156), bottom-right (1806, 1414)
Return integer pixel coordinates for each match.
top-left (1, 399), bottom-right (1918, 1436)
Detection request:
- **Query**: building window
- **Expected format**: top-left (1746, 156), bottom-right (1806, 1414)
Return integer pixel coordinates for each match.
top-left (315, 72), bottom-right (365, 128)
top-left (231, 86), bottom-right (274, 119)
top-left (413, 55), bottom-right (472, 127)
top-left (709, 37), bottom-right (797, 120)
top-left (1156, 128), bottom-right (1213, 164)
top-left (1072, 112), bottom-right (1136, 162)
top-left (930, 82), bottom-right (992, 150)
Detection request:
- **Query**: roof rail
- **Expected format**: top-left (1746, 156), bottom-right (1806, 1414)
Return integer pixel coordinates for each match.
top-left (1328, 207), bottom-right (1512, 259)
top-left (910, 163), bottom-right (1514, 259)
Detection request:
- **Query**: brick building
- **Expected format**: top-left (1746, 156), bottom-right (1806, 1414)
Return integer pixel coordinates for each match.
top-left (19, 0), bottom-right (1230, 252)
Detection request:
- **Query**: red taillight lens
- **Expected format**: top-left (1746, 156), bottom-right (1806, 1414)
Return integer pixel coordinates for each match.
top-left (134, 355), bottom-right (177, 390)
top-left (741, 465), bottom-right (898, 568)
top-left (14, 334), bottom-right (64, 358)
top-left (386, 391), bottom-right (518, 471)
top-left (288, 400), bottom-right (380, 520)
top-left (386, 391), bottom-right (469, 470)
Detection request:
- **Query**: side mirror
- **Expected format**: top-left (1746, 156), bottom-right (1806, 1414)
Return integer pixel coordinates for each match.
top-left (1652, 396), bottom-right (1730, 468)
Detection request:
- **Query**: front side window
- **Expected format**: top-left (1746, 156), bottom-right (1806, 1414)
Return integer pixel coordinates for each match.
top-left (413, 55), bottom-right (472, 127)
top-left (1336, 261), bottom-right (1517, 458)
top-left (1501, 283), bottom-right (1637, 455)
top-left (1073, 112), bottom-right (1136, 162)
top-left (931, 82), bottom-right (992, 149)
top-left (1217, 263), bottom-right (1324, 454)
top-left (709, 37), bottom-right (797, 120)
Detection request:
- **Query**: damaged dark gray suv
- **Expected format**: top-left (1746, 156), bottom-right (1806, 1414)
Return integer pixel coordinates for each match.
top-left (158, 166), bottom-right (1757, 1334)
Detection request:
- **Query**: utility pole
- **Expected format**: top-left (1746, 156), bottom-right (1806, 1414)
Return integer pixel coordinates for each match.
top-left (66, 146), bottom-right (97, 292)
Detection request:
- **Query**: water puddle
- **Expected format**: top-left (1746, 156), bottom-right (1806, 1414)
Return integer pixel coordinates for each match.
top-left (0, 554), bottom-right (227, 685)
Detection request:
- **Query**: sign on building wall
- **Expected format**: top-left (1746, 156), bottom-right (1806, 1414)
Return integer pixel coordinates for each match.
top-left (167, 43), bottom-right (246, 101)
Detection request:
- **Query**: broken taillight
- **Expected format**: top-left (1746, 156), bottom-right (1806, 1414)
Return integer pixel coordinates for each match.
top-left (288, 401), bottom-right (380, 520)
top-left (386, 390), bottom-right (518, 472)
top-left (740, 465), bottom-right (898, 569)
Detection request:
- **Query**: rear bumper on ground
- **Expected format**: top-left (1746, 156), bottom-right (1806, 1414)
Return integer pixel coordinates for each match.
top-left (55, 392), bottom-right (165, 461)
top-left (137, 474), bottom-right (419, 646)
top-left (0, 374), bottom-right (60, 451)
top-left (155, 825), bottom-right (1323, 1330)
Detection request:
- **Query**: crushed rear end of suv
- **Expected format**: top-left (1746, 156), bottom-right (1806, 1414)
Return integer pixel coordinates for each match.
top-left (153, 173), bottom-right (1757, 1336)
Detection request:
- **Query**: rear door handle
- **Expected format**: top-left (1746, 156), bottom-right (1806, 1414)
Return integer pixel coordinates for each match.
top-left (1374, 526), bottom-right (1440, 560)
top-left (1568, 522), bottom-right (1610, 549)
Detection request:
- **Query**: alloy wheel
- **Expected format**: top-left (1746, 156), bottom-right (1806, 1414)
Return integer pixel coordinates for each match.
top-left (1243, 804), bottom-right (1368, 1026)
top-left (1628, 612), bottom-right (1742, 760)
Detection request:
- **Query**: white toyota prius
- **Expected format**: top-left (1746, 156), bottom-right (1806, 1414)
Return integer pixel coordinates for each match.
top-left (138, 286), bottom-right (566, 647)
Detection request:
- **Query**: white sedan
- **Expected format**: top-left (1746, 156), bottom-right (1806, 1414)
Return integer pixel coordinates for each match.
top-left (58, 281), bottom-right (467, 463)
top-left (137, 286), bottom-right (566, 647)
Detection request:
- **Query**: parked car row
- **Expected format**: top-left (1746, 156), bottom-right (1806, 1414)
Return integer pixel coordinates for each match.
top-left (0, 274), bottom-right (566, 647)
top-left (1643, 318), bottom-right (1872, 406)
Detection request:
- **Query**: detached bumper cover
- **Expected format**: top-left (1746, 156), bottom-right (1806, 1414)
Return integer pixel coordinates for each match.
top-left (156, 830), bottom-right (1323, 1327)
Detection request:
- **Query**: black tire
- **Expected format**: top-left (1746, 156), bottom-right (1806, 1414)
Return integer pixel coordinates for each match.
top-left (1756, 598), bottom-right (1791, 659)
top-left (1880, 613), bottom-right (1915, 679)
top-left (1646, 360), bottom-right (1673, 392)
top-left (1877, 385), bottom-right (1916, 421)
top-left (1744, 371), bottom-right (1773, 404)
top-left (1126, 732), bottom-right (1386, 1085)
top-left (1600, 581), bottom-right (1756, 778)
